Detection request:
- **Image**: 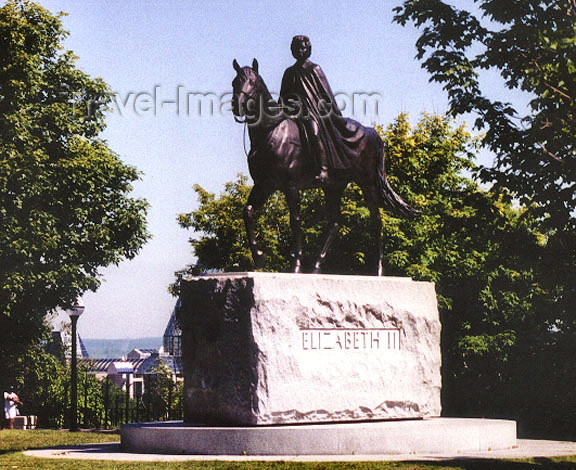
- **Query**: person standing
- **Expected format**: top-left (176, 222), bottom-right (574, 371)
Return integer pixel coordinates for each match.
top-left (4, 386), bottom-right (23, 430)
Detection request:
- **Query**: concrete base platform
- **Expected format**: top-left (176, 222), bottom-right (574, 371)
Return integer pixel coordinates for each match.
top-left (121, 418), bottom-right (516, 456)
top-left (25, 439), bottom-right (576, 462)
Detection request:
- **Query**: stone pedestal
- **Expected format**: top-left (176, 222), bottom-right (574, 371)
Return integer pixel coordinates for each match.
top-left (178, 273), bottom-right (441, 426)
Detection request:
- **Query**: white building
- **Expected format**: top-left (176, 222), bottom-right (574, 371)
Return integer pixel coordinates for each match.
top-left (78, 303), bottom-right (183, 398)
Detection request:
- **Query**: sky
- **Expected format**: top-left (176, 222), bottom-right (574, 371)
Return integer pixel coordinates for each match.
top-left (37, 0), bottom-right (492, 339)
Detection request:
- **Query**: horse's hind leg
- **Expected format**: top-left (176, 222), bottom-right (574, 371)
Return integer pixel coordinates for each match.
top-left (312, 184), bottom-right (345, 274)
top-left (244, 183), bottom-right (274, 269)
top-left (285, 184), bottom-right (304, 273)
top-left (365, 193), bottom-right (384, 276)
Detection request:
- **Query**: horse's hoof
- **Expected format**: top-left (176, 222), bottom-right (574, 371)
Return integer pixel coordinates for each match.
top-left (291, 262), bottom-right (303, 273)
top-left (311, 265), bottom-right (322, 274)
top-left (253, 251), bottom-right (266, 269)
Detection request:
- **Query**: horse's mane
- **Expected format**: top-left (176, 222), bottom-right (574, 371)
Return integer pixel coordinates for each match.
top-left (242, 67), bottom-right (283, 125)
top-left (249, 68), bottom-right (277, 106)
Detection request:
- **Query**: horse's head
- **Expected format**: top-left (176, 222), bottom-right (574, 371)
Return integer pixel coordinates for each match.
top-left (232, 58), bottom-right (262, 123)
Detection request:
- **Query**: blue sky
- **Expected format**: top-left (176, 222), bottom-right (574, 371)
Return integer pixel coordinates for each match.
top-left (38, 0), bottom-right (487, 339)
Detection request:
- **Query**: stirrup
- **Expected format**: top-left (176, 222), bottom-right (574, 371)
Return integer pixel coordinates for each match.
top-left (316, 167), bottom-right (329, 183)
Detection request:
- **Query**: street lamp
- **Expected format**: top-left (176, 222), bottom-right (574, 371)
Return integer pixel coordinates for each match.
top-left (66, 300), bottom-right (85, 432)
top-left (124, 370), bottom-right (133, 424)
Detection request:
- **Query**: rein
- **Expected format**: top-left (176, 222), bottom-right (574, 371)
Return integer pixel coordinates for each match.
top-left (242, 121), bottom-right (249, 157)
top-left (234, 74), bottom-right (283, 158)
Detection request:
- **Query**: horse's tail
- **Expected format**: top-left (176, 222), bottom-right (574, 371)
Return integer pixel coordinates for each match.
top-left (376, 141), bottom-right (419, 218)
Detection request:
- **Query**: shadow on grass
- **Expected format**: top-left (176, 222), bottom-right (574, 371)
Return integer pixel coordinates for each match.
top-left (407, 457), bottom-right (576, 469)
top-left (0, 451), bottom-right (19, 456)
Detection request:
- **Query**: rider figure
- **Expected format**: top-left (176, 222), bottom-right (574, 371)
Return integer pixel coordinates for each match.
top-left (281, 35), bottom-right (349, 183)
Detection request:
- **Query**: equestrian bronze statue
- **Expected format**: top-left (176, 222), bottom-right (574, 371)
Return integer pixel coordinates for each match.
top-left (232, 41), bottom-right (417, 276)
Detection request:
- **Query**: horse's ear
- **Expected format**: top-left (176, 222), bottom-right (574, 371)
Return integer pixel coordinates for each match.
top-left (252, 58), bottom-right (259, 74)
top-left (233, 59), bottom-right (242, 73)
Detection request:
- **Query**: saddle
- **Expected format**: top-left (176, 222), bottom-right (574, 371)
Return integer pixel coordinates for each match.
top-left (292, 117), bottom-right (366, 171)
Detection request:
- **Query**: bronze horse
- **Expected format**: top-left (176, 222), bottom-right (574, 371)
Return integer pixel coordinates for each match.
top-left (232, 59), bottom-right (417, 275)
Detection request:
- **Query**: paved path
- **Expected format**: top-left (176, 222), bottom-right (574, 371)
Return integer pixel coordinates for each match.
top-left (24, 439), bottom-right (576, 462)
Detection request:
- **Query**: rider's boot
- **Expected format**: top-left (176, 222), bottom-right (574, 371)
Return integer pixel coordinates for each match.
top-left (317, 165), bottom-right (329, 183)
top-left (313, 138), bottom-right (329, 184)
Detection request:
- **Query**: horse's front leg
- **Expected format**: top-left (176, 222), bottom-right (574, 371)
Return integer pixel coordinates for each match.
top-left (244, 183), bottom-right (273, 270)
top-left (285, 185), bottom-right (304, 273)
top-left (312, 184), bottom-right (345, 274)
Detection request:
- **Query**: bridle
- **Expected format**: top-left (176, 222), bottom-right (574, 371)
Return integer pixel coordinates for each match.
top-left (232, 71), bottom-right (258, 124)
top-left (232, 71), bottom-right (257, 156)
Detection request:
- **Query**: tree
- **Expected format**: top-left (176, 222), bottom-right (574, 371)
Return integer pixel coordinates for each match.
top-left (175, 176), bottom-right (301, 278)
top-left (0, 0), bottom-right (149, 377)
top-left (176, 114), bottom-right (478, 276)
top-left (393, 0), bottom-right (576, 230)
top-left (5, 343), bottom-right (68, 428)
top-left (142, 361), bottom-right (182, 421)
top-left (394, 1), bottom-right (576, 437)
top-left (3, 342), bottom-right (107, 429)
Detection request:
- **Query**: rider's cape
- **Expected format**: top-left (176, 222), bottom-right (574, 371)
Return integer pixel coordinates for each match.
top-left (280, 61), bottom-right (364, 170)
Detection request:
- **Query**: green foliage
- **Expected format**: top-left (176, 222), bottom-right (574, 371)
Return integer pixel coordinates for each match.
top-left (0, 1), bottom-right (149, 377)
top-left (2, 343), bottom-right (109, 428)
top-left (142, 360), bottom-right (182, 421)
top-left (5, 344), bottom-right (68, 428)
top-left (175, 175), bottom-right (301, 284)
top-left (177, 113), bottom-right (501, 278)
top-left (176, 177), bottom-right (256, 273)
top-left (393, 0), bottom-right (576, 230)
top-left (394, 0), bottom-right (576, 438)
top-left (76, 365), bottom-right (108, 429)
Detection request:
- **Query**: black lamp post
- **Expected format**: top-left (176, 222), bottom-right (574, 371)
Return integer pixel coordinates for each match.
top-left (66, 301), bottom-right (85, 432)
top-left (124, 371), bottom-right (133, 424)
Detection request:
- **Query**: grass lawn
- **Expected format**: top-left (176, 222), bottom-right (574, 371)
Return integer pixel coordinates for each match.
top-left (1, 429), bottom-right (576, 469)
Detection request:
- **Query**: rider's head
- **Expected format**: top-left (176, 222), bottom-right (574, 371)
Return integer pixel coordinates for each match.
top-left (291, 35), bottom-right (311, 62)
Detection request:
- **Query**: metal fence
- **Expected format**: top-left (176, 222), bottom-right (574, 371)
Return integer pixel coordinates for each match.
top-left (75, 376), bottom-right (183, 429)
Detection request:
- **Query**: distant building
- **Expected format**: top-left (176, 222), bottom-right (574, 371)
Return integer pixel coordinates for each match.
top-left (127, 348), bottom-right (156, 360)
top-left (46, 330), bottom-right (89, 363)
top-left (107, 361), bottom-right (135, 389)
top-left (163, 300), bottom-right (182, 356)
top-left (82, 350), bottom-right (183, 398)
top-left (78, 303), bottom-right (182, 398)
